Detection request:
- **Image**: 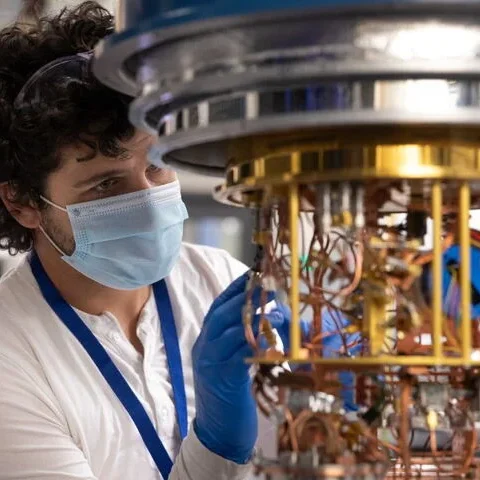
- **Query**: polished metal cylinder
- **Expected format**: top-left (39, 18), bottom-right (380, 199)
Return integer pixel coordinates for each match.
top-left (94, 1), bottom-right (480, 176)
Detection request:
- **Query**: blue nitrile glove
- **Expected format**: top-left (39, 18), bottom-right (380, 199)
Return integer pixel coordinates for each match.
top-left (441, 241), bottom-right (480, 320)
top-left (322, 309), bottom-right (361, 411)
top-left (192, 273), bottom-right (276, 464)
top-left (268, 303), bottom-right (361, 411)
top-left (421, 230), bottom-right (480, 320)
top-left (266, 303), bottom-right (311, 350)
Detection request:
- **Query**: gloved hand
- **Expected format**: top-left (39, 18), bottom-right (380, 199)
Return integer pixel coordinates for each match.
top-left (267, 303), bottom-right (361, 353)
top-left (265, 303), bottom-right (310, 350)
top-left (268, 303), bottom-right (361, 410)
top-left (192, 273), bottom-right (276, 464)
top-left (421, 230), bottom-right (480, 319)
top-left (322, 309), bottom-right (362, 411)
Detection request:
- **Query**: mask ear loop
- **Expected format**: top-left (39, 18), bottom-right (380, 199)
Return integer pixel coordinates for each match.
top-left (40, 195), bottom-right (67, 212)
top-left (38, 195), bottom-right (68, 256)
top-left (38, 225), bottom-right (67, 256)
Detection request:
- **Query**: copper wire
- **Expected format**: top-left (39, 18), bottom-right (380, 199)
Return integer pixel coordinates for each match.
top-left (429, 413), bottom-right (477, 477)
top-left (247, 189), bottom-right (480, 479)
top-left (399, 379), bottom-right (412, 479)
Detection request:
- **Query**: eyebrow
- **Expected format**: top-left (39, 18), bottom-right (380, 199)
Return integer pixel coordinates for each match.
top-left (73, 169), bottom-right (127, 188)
top-left (76, 149), bottom-right (133, 163)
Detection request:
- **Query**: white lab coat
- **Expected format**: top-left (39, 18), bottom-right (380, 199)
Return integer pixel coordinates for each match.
top-left (0, 243), bottom-right (272, 480)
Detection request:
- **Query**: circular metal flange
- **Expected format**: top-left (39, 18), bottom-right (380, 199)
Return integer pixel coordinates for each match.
top-left (93, 2), bottom-right (480, 175)
top-left (245, 356), bottom-right (480, 368)
top-left (206, 126), bottom-right (480, 206)
top-left (231, 144), bottom-right (480, 182)
top-left (143, 80), bottom-right (480, 177)
top-left (95, 1), bottom-right (480, 96)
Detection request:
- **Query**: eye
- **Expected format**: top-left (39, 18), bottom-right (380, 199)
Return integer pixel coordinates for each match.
top-left (146, 164), bottom-right (163, 174)
top-left (146, 164), bottom-right (167, 184)
top-left (94, 178), bottom-right (119, 193)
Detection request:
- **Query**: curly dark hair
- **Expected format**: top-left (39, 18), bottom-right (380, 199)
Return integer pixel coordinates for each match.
top-left (0, 1), bottom-right (135, 254)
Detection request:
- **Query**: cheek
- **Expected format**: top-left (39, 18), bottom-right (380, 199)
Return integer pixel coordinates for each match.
top-left (45, 208), bottom-right (73, 236)
top-left (166, 169), bottom-right (177, 182)
top-left (42, 207), bottom-right (76, 254)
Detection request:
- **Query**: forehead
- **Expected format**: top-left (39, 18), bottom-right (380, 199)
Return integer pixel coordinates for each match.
top-left (57, 130), bottom-right (155, 171)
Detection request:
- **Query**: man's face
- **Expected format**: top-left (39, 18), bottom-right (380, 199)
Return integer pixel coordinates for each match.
top-left (41, 130), bottom-right (176, 255)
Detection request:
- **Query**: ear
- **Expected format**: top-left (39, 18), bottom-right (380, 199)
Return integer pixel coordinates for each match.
top-left (0, 182), bottom-right (42, 229)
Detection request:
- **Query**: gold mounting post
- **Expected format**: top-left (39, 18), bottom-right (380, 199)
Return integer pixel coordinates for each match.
top-left (432, 181), bottom-right (443, 360)
top-left (459, 182), bottom-right (472, 362)
top-left (289, 153), bottom-right (301, 361)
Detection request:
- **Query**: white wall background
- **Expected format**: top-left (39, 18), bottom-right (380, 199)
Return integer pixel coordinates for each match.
top-left (0, 0), bottom-right (114, 25)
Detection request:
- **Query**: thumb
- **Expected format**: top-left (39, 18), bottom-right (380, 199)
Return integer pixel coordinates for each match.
top-left (267, 303), bottom-right (312, 338)
top-left (208, 271), bottom-right (249, 312)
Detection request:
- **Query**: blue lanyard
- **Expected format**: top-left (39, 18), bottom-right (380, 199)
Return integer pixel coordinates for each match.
top-left (30, 254), bottom-right (188, 480)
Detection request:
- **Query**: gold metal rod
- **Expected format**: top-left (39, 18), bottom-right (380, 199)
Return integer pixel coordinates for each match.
top-left (432, 181), bottom-right (443, 359)
top-left (459, 182), bottom-right (472, 362)
top-left (246, 355), bottom-right (480, 367)
top-left (288, 180), bottom-right (301, 360)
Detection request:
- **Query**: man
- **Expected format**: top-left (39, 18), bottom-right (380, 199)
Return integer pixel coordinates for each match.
top-left (0, 3), bottom-right (284, 479)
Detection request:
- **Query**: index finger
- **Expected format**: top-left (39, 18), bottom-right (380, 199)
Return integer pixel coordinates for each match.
top-left (206, 286), bottom-right (276, 341)
top-left (207, 272), bottom-right (250, 314)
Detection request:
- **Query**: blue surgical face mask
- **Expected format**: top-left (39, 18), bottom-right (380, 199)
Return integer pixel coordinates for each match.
top-left (39, 180), bottom-right (188, 290)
